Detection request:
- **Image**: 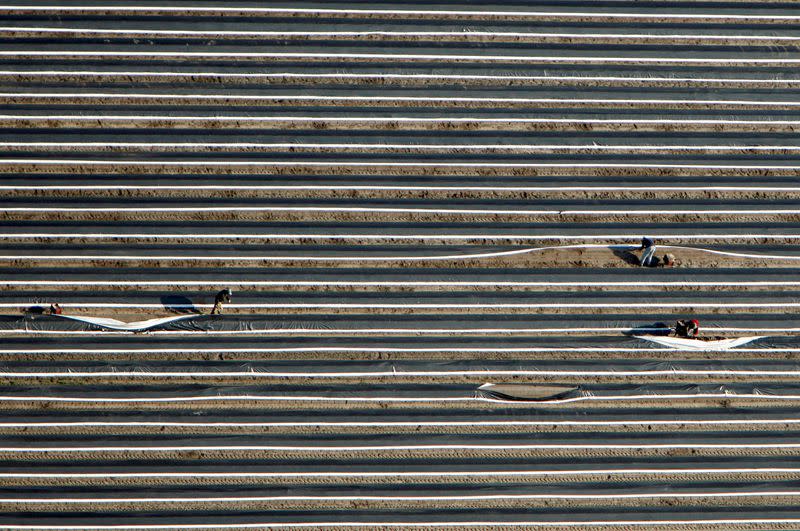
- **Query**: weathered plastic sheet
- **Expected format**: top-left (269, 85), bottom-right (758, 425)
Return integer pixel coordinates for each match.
top-left (0, 383), bottom-right (477, 401)
top-left (0, 382), bottom-right (799, 404)
top-left (3, 506), bottom-right (800, 528)
top-left (6, 455), bottom-right (800, 477)
top-left (3, 479), bottom-right (800, 500)
top-left (5, 406), bottom-right (800, 425)
top-left (2, 430), bottom-right (800, 451)
top-left (10, 290), bottom-right (800, 306)
top-left (2, 313), bottom-right (799, 336)
top-left (58, 314), bottom-right (196, 332)
top-left (3, 507), bottom-right (800, 528)
top-left (9, 356), bottom-right (800, 376)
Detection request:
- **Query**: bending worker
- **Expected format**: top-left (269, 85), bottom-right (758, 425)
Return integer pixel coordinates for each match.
top-left (211, 288), bottom-right (232, 315)
top-left (639, 236), bottom-right (656, 267)
top-left (675, 319), bottom-right (700, 339)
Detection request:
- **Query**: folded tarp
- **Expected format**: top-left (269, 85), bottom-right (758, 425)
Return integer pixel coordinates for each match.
top-left (635, 335), bottom-right (762, 351)
top-left (58, 315), bottom-right (196, 332)
top-left (478, 383), bottom-right (800, 403)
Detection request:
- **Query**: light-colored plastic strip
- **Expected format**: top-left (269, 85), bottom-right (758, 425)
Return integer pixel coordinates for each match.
top-left (5, 350), bottom-right (799, 359)
top-left (564, 390), bottom-right (800, 405)
top-left (0, 391), bottom-right (794, 405)
top-left (0, 367), bottom-right (794, 376)
top-left (0, 28), bottom-right (722, 39)
top-left (3, 302), bottom-right (799, 309)
top-left (4, 160), bottom-right (800, 171)
top-left (6, 521), bottom-right (800, 531)
top-left (6, 28), bottom-right (800, 42)
top-left (3, 441), bottom-right (800, 452)
top-left (6, 281), bottom-right (800, 288)
top-left (4, 245), bottom-right (800, 262)
top-left (1, 347), bottom-right (767, 355)
top-left (4, 6), bottom-right (800, 20)
top-left (4, 187), bottom-right (800, 193)
top-left (0, 395), bottom-right (482, 403)
top-left (637, 335), bottom-right (758, 351)
top-left (5, 52), bottom-right (800, 64)
top-left (3, 115), bottom-right (800, 126)
top-left (0, 368), bottom-right (795, 377)
top-left (2, 418), bottom-right (799, 428)
top-left (3, 93), bottom-right (800, 107)
top-left (5, 207), bottom-right (800, 215)
top-left (12, 365), bottom-right (800, 380)
top-left (6, 327), bottom-right (799, 336)
top-left (3, 467), bottom-right (798, 479)
top-left (670, 244), bottom-right (800, 261)
top-left (4, 253), bottom-right (798, 262)
top-left (0, 244), bottom-right (612, 262)
top-left (53, 315), bottom-right (193, 332)
top-left (6, 142), bottom-right (800, 152)
top-left (6, 490), bottom-right (800, 503)
top-left (4, 520), bottom-right (800, 530)
top-left (3, 234), bottom-right (800, 241)
top-left (2, 71), bottom-right (795, 85)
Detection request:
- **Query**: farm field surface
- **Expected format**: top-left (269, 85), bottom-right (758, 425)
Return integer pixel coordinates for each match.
top-left (3, 1), bottom-right (800, 529)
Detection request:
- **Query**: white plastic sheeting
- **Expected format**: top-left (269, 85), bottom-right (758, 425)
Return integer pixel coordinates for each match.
top-left (57, 314), bottom-right (196, 332)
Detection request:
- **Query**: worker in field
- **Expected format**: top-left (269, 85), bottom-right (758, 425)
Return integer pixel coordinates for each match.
top-left (675, 319), bottom-right (700, 339)
top-left (211, 288), bottom-right (232, 315)
top-left (639, 236), bottom-right (656, 266)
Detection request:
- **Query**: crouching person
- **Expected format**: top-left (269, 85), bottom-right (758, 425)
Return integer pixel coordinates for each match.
top-left (639, 237), bottom-right (656, 266)
top-left (675, 319), bottom-right (700, 339)
top-left (211, 288), bottom-right (232, 315)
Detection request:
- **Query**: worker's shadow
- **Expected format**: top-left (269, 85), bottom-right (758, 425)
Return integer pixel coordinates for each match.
top-left (612, 248), bottom-right (643, 266)
top-left (160, 295), bottom-right (201, 314)
top-left (624, 322), bottom-right (671, 337)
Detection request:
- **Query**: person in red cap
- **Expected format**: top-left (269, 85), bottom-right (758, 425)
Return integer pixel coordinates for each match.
top-left (675, 319), bottom-right (699, 338)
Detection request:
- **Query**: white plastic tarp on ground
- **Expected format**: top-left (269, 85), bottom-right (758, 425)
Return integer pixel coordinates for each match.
top-left (57, 315), bottom-right (196, 332)
top-left (636, 335), bottom-right (762, 351)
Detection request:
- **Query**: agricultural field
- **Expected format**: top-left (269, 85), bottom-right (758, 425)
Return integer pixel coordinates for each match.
top-left (2, 1), bottom-right (800, 529)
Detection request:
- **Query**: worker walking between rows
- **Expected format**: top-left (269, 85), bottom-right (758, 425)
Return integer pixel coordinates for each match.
top-left (211, 288), bottom-right (232, 315)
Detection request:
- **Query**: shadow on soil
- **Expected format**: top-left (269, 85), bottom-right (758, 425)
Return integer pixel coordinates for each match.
top-left (161, 295), bottom-right (201, 314)
top-left (613, 248), bottom-right (642, 266)
top-left (613, 249), bottom-right (665, 267)
top-left (624, 322), bottom-right (671, 337)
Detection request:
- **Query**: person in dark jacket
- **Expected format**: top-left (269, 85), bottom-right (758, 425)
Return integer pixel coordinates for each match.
top-left (211, 288), bottom-right (232, 315)
top-left (639, 237), bottom-right (656, 266)
top-left (675, 319), bottom-right (699, 338)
